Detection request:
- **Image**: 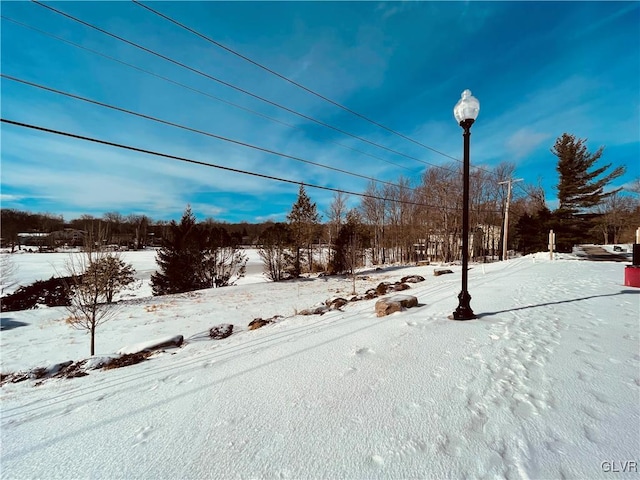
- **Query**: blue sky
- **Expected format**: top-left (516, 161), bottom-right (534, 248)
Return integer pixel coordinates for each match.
top-left (1, 1), bottom-right (638, 223)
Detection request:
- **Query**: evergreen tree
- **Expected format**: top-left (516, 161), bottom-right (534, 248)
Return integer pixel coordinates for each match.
top-left (553, 133), bottom-right (625, 214)
top-left (286, 186), bottom-right (320, 276)
top-left (552, 134), bottom-right (626, 249)
top-left (151, 206), bottom-right (207, 295)
top-left (514, 207), bottom-right (552, 255)
top-left (330, 210), bottom-right (367, 275)
top-left (330, 210), bottom-right (368, 294)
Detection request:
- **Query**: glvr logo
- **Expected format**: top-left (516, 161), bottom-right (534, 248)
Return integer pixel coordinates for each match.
top-left (601, 461), bottom-right (638, 473)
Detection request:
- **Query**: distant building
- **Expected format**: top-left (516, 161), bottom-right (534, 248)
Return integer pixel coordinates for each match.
top-left (50, 228), bottom-right (86, 246)
top-left (413, 224), bottom-right (502, 262)
top-left (17, 232), bottom-right (50, 246)
top-left (17, 229), bottom-right (87, 248)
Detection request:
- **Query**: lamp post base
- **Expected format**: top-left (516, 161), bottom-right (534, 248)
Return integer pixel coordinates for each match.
top-left (450, 291), bottom-right (476, 320)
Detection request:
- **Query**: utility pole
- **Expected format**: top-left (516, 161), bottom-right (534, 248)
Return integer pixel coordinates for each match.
top-left (498, 178), bottom-right (523, 261)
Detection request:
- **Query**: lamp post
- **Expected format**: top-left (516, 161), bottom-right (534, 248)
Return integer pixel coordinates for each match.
top-left (451, 89), bottom-right (479, 320)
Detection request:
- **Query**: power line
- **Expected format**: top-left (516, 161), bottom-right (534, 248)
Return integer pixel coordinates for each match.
top-left (2, 118), bottom-right (464, 210)
top-left (2, 74), bottom-right (422, 194)
top-left (1, 14), bottom-right (416, 174)
top-left (132, 0), bottom-right (509, 183)
top-left (133, 0), bottom-right (460, 163)
top-left (31, 0), bottom-right (457, 174)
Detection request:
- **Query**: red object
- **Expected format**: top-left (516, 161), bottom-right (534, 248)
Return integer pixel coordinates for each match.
top-left (624, 266), bottom-right (640, 288)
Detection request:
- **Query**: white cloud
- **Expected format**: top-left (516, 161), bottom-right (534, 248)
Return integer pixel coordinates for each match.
top-left (505, 128), bottom-right (551, 160)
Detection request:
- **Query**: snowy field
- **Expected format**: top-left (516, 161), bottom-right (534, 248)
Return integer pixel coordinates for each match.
top-left (0, 248), bottom-right (268, 299)
top-left (1, 251), bottom-right (639, 479)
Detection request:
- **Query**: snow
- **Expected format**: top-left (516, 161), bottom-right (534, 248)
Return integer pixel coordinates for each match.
top-left (1, 251), bottom-right (639, 479)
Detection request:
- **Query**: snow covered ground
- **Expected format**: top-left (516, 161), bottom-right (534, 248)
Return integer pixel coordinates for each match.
top-left (1, 251), bottom-right (639, 479)
top-left (0, 248), bottom-right (268, 298)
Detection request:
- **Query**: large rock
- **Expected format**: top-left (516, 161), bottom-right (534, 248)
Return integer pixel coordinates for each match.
top-left (117, 335), bottom-right (184, 355)
top-left (299, 305), bottom-right (329, 316)
top-left (376, 282), bottom-right (392, 295)
top-left (375, 295), bottom-right (418, 317)
top-left (401, 275), bottom-right (425, 283)
top-left (249, 315), bottom-right (283, 330)
top-left (326, 297), bottom-right (348, 310)
top-left (433, 269), bottom-right (454, 277)
top-left (209, 323), bottom-right (234, 339)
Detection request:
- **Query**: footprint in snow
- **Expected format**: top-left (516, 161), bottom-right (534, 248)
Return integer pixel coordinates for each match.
top-left (438, 434), bottom-right (466, 457)
top-left (583, 424), bottom-right (603, 444)
top-left (354, 347), bottom-right (375, 356)
top-left (133, 426), bottom-right (153, 447)
top-left (341, 366), bottom-right (358, 377)
top-left (589, 390), bottom-right (612, 405)
top-left (588, 343), bottom-right (605, 353)
top-left (577, 370), bottom-right (593, 383)
top-left (581, 404), bottom-right (605, 421)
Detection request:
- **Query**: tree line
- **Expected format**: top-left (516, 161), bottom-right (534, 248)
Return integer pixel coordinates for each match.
top-left (2, 132), bottom-right (637, 358)
top-left (2, 133), bottom-right (637, 262)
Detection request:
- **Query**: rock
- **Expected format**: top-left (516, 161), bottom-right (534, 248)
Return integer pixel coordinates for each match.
top-left (300, 305), bottom-right (329, 316)
top-left (393, 283), bottom-right (411, 291)
top-left (209, 323), bottom-right (234, 339)
top-left (152, 335), bottom-right (184, 350)
top-left (376, 299), bottom-right (403, 317)
top-left (375, 295), bottom-right (419, 317)
top-left (118, 335), bottom-right (184, 355)
top-left (326, 297), bottom-right (348, 310)
top-left (434, 269), bottom-right (454, 276)
top-left (401, 275), bottom-right (425, 283)
top-left (376, 282), bottom-right (392, 295)
top-left (102, 352), bottom-right (151, 370)
top-left (248, 318), bottom-right (273, 330)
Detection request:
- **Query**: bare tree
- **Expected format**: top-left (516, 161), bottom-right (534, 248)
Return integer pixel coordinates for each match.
top-left (65, 230), bottom-right (134, 356)
top-left (593, 192), bottom-right (635, 244)
top-left (127, 214), bottom-right (150, 250)
top-left (258, 223), bottom-right (293, 282)
top-left (361, 181), bottom-right (386, 265)
top-left (420, 165), bottom-right (461, 262)
top-left (326, 192), bottom-right (348, 267)
top-left (0, 253), bottom-right (18, 295)
top-left (626, 178), bottom-right (640, 196)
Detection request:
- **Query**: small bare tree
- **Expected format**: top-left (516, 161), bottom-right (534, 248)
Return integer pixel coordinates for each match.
top-left (65, 230), bottom-right (135, 356)
top-left (258, 223), bottom-right (293, 282)
top-left (0, 253), bottom-right (18, 295)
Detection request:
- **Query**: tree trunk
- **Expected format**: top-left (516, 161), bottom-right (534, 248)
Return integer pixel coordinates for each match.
top-left (90, 323), bottom-right (96, 356)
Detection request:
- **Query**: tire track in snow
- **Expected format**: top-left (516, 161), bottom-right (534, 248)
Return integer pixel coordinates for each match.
top-left (0, 259), bottom-right (542, 426)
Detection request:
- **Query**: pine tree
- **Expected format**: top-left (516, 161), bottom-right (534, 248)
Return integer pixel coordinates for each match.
top-left (151, 206), bottom-right (207, 295)
top-left (330, 210), bottom-right (368, 293)
top-left (553, 133), bottom-right (625, 214)
top-left (286, 186), bottom-right (320, 276)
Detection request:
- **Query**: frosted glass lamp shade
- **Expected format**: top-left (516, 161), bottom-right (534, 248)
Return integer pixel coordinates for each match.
top-left (453, 89), bottom-right (480, 123)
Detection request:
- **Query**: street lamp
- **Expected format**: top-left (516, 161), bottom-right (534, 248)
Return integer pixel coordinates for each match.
top-left (451, 89), bottom-right (479, 320)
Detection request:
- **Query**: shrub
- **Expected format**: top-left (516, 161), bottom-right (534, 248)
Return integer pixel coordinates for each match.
top-left (1, 276), bottom-right (75, 312)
